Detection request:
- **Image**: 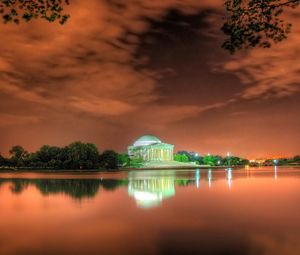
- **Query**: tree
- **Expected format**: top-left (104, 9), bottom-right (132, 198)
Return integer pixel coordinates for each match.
top-left (180, 154), bottom-right (189, 162)
top-left (0, 154), bottom-right (7, 166)
top-left (9, 145), bottom-right (27, 159)
top-left (33, 145), bottom-right (62, 168)
top-left (24, 152), bottom-right (40, 167)
top-left (292, 155), bottom-right (300, 163)
top-left (38, 145), bottom-right (65, 168)
top-left (176, 151), bottom-right (205, 164)
top-left (9, 145), bottom-right (28, 167)
top-left (203, 155), bottom-right (218, 166)
top-left (174, 153), bottom-right (189, 163)
top-left (222, 0), bottom-right (300, 53)
top-left (176, 151), bottom-right (194, 162)
top-left (128, 156), bottom-right (144, 168)
top-left (0, 0), bottom-right (70, 24)
top-left (278, 157), bottom-right (289, 165)
top-left (63, 142), bottom-right (100, 169)
top-left (117, 153), bottom-right (130, 167)
top-left (222, 156), bottom-right (249, 166)
top-left (99, 150), bottom-right (119, 170)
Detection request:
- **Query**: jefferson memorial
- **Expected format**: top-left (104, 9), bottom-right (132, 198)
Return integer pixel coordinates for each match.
top-left (128, 135), bottom-right (174, 161)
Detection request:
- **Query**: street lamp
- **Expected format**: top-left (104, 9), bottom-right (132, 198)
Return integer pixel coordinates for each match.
top-left (227, 152), bottom-right (231, 167)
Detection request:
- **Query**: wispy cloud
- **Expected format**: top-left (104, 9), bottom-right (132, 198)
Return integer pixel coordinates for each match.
top-left (222, 10), bottom-right (300, 99)
top-left (0, 0), bottom-right (225, 123)
top-left (0, 113), bottom-right (41, 127)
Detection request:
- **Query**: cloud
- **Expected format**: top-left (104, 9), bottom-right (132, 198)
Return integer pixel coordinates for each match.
top-left (122, 99), bottom-right (235, 132)
top-left (0, 0), bottom-right (300, 156)
top-left (222, 10), bottom-right (300, 99)
top-left (252, 234), bottom-right (300, 255)
top-left (0, 77), bottom-right (48, 105)
top-left (0, 113), bottom-right (41, 127)
top-left (68, 96), bottom-right (136, 116)
top-left (0, 0), bottom-right (226, 123)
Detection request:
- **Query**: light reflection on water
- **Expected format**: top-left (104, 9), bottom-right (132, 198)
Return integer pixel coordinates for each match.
top-left (0, 167), bottom-right (300, 255)
top-left (128, 173), bottom-right (175, 208)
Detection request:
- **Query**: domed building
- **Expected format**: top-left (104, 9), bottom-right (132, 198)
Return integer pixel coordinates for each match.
top-left (128, 135), bottom-right (174, 161)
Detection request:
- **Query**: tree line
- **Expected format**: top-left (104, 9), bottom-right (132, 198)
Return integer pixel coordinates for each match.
top-left (0, 142), bottom-right (129, 170)
top-left (173, 151), bottom-right (300, 167)
top-left (262, 156), bottom-right (300, 166)
top-left (1, 143), bottom-right (299, 170)
top-left (174, 151), bottom-right (249, 166)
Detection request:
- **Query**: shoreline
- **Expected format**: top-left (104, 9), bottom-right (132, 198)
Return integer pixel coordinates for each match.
top-left (0, 165), bottom-right (299, 174)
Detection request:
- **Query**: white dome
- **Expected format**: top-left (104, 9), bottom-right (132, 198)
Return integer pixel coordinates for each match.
top-left (133, 135), bottom-right (162, 146)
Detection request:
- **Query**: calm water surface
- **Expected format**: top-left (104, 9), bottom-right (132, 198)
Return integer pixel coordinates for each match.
top-left (0, 167), bottom-right (300, 255)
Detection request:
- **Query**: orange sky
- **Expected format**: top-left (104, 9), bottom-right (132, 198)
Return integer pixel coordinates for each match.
top-left (0, 0), bottom-right (300, 158)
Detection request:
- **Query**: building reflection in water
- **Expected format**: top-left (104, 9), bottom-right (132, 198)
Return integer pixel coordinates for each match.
top-left (127, 168), bottom-right (236, 208)
top-left (0, 167), bottom-right (285, 207)
top-left (274, 166), bottom-right (278, 180)
top-left (128, 171), bottom-right (176, 208)
top-left (195, 170), bottom-right (200, 189)
top-left (226, 168), bottom-right (233, 189)
top-left (208, 169), bottom-right (212, 188)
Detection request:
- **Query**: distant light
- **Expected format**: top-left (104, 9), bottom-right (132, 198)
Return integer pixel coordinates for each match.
top-left (207, 153), bottom-right (211, 156)
top-left (217, 160), bottom-right (221, 165)
top-left (195, 153), bottom-right (199, 157)
top-left (227, 152), bottom-right (231, 157)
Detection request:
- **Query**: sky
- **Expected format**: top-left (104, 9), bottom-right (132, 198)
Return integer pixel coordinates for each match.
top-left (0, 0), bottom-right (300, 158)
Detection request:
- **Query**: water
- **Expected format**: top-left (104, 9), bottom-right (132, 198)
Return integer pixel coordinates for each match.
top-left (0, 167), bottom-right (299, 255)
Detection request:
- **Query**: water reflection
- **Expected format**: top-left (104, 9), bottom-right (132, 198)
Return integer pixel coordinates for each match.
top-left (208, 169), bottom-right (212, 188)
top-left (128, 171), bottom-right (175, 208)
top-left (226, 168), bottom-right (233, 189)
top-left (0, 167), bottom-right (298, 204)
top-left (0, 168), bottom-right (300, 255)
top-left (0, 178), bottom-right (126, 199)
top-left (274, 166), bottom-right (278, 180)
top-left (195, 169), bottom-right (200, 188)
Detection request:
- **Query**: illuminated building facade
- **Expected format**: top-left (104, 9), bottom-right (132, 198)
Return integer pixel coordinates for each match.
top-left (128, 135), bottom-right (174, 161)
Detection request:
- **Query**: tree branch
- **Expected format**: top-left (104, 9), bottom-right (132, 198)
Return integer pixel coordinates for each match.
top-left (273, 0), bottom-right (300, 8)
